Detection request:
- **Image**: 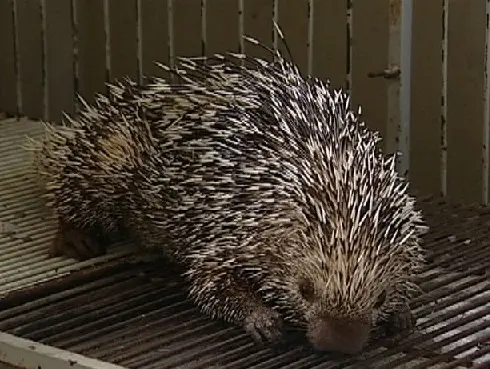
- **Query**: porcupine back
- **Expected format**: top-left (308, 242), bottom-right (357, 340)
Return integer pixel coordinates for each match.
top-left (26, 55), bottom-right (271, 254)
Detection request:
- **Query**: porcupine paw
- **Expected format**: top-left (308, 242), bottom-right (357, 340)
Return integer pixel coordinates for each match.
top-left (383, 308), bottom-right (416, 336)
top-left (50, 222), bottom-right (107, 261)
top-left (244, 306), bottom-right (284, 344)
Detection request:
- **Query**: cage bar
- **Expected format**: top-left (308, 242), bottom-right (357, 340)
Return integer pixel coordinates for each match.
top-left (14, 0), bottom-right (44, 119)
top-left (74, 0), bottom-right (106, 105)
top-left (441, 0), bottom-right (449, 197)
top-left (386, 0), bottom-right (401, 160)
top-left (11, 0), bottom-right (22, 116)
top-left (42, 0), bottom-right (77, 122)
top-left (103, 0), bottom-right (111, 86)
top-left (167, 0), bottom-right (175, 72)
top-left (272, 0), bottom-right (278, 55)
top-left (136, 0), bottom-right (143, 84)
top-left (201, 0), bottom-right (207, 56)
top-left (346, 0), bottom-right (353, 91)
top-left (398, 0), bottom-right (413, 177)
top-left (482, 0), bottom-right (490, 204)
top-left (40, 0), bottom-right (48, 121)
top-left (307, 0), bottom-right (314, 76)
top-left (238, 0), bottom-right (244, 54)
top-left (385, 0), bottom-right (413, 176)
top-left (72, 0), bottom-right (79, 113)
top-left (0, 0), bottom-right (18, 115)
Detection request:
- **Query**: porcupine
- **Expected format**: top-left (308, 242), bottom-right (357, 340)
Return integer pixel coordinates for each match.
top-left (28, 32), bottom-right (428, 354)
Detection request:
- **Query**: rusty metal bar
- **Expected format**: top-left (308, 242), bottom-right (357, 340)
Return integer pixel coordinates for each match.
top-left (400, 0), bottom-right (413, 176)
top-left (307, 0), bottom-right (313, 76)
top-left (482, 0), bottom-right (490, 204)
top-left (441, 0), bottom-right (449, 197)
top-left (0, 332), bottom-right (127, 369)
top-left (346, 0), bottom-right (353, 91)
top-left (385, 0), bottom-right (413, 177)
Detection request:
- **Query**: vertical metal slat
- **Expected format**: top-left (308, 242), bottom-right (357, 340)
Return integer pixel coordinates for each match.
top-left (482, 0), bottom-right (490, 204)
top-left (310, 0), bottom-right (347, 89)
top-left (167, 0), bottom-right (175, 73)
top-left (272, 0), bottom-right (278, 53)
top-left (275, 0), bottom-right (309, 76)
top-left (171, 0), bottom-right (202, 59)
top-left (386, 0), bottom-right (413, 177)
top-left (40, 0), bottom-right (47, 121)
top-left (206, 0), bottom-right (240, 58)
top-left (139, 0), bottom-right (170, 80)
top-left (43, 0), bottom-right (76, 122)
top-left (75, 0), bottom-right (106, 105)
top-left (399, 0), bottom-right (413, 177)
top-left (441, 0), bottom-right (449, 197)
top-left (242, 0), bottom-right (274, 61)
top-left (15, 0), bottom-right (44, 119)
top-left (0, 0), bottom-right (19, 116)
top-left (136, 0), bottom-right (143, 85)
top-left (386, 0), bottom-right (402, 167)
top-left (346, 0), bottom-right (353, 92)
top-left (106, 0), bottom-right (138, 81)
top-left (201, 0), bottom-right (207, 57)
top-left (238, 0), bottom-right (244, 54)
top-left (103, 0), bottom-right (111, 86)
top-left (307, 0), bottom-right (313, 76)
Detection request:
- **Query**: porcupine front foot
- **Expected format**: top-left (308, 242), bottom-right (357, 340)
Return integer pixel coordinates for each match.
top-left (188, 268), bottom-right (284, 346)
top-left (381, 306), bottom-right (417, 338)
top-left (50, 219), bottom-right (108, 261)
top-left (244, 305), bottom-right (284, 343)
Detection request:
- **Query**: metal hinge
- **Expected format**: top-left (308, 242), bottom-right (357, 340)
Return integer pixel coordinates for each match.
top-left (367, 65), bottom-right (401, 80)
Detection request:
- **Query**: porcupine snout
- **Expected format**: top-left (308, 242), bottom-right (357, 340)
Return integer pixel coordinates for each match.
top-left (307, 316), bottom-right (370, 354)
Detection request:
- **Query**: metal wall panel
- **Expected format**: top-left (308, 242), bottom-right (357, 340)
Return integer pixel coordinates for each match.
top-left (76, 0), bottom-right (107, 104)
top-left (15, 0), bottom-right (44, 119)
top-left (44, 0), bottom-right (76, 121)
top-left (2, 0), bottom-right (490, 204)
top-left (0, 0), bottom-right (18, 115)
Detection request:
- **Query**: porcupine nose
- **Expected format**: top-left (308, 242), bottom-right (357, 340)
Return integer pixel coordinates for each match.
top-left (307, 316), bottom-right (370, 354)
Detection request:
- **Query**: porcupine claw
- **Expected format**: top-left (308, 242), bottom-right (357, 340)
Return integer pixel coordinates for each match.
top-left (244, 306), bottom-right (284, 343)
top-left (51, 220), bottom-right (107, 261)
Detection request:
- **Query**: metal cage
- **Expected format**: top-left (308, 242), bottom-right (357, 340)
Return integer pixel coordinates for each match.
top-left (0, 1), bottom-right (489, 368)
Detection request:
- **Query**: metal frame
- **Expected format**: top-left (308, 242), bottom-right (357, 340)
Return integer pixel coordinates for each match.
top-left (441, 0), bottom-right (449, 198)
top-left (482, 0), bottom-right (490, 204)
top-left (0, 332), bottom-right (128, 369)
top-left (386, 0), bottom-right (412, 178)
top-left (398, 0), bottom-right (413, 177)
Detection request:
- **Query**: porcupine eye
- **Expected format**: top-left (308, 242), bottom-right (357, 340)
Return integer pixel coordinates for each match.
top-left (298, 278), bottom-right (315, 302)
top-left (374, 290), bottom-right (387, 309)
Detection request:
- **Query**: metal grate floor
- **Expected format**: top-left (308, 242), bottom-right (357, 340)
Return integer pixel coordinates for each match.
top-left (1, 118), bottom-right (490, 369)
top-left (0, 118), bottom-right (135, 297)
